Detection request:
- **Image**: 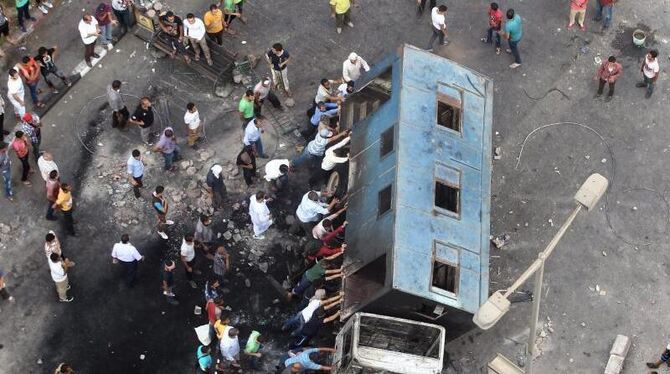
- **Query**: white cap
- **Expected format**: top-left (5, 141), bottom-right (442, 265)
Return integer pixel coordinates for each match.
top-left (348, 52), bottom-right (358, 61)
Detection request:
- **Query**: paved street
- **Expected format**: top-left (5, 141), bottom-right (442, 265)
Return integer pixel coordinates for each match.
top-left (0, 0), bottom-right (668, 373)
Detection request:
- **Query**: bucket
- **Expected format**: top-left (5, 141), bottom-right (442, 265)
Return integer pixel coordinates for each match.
top-left (632, 29), bottom-right (646, 47)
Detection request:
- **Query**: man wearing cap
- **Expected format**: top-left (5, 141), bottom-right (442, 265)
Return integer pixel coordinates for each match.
top-left (292, 128), bottom-right (349, 169)
top-left (205, 164), bottom-right (227, 210)
top-left (243, 115), bottom-right (268, 159)
top-left (253, 77), bottom-right (282, 116)
top-left (37, 152), bottom-right (58, 181)
top-left (342, 52), bottom-right (369, 84)
top-left (21, 112), bottom-right (41, 163)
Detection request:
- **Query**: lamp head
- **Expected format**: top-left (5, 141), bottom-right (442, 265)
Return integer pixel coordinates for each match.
top-left (472, 291), bottom-right (511, 330)
top-left (574, 173), bottom-right (608, 211)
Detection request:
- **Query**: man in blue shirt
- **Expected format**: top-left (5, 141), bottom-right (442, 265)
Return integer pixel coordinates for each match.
top-left (196, 344), bottom-right (212, 373)
top-left (280, 347), bottom-right (335, 373)
top-left (305, 101), bottom-right (339, 139)
top-left (126, 149), bottom-right (144, 198)
top-left (501, 8), bottom-right (523, 69)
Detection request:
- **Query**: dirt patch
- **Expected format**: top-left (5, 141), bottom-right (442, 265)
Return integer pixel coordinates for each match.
top-left (611, 23), bottom-right (657, 57)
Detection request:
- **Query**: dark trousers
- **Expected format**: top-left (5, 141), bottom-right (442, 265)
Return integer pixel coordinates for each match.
top-left (63, 209), bottom-right (75, 235)
top-left (46, 199), bottom-right (56, 219)
top-left (508, 39), bottom-right (522, 64)
top-left (42, 68), bottom-right (68, 88)
top-left (84, 41), bottom-right (97, 63)
top-left (0, 288), bottom-right (10, 300)
top-left (308, 168), bottom-right (328, 189)
top-left (225, 14), bottom-right (236, 25)
top-left (254, 92), bottom-right (281, 116)
top-left (185, 259), bottom-right (195, 281)
top-left (17, 3), bottom-right (31, 28)
top-left (31, 140), bottom-right (40, 164)
top-left (114, 9), bottom-right (131, 34)
top-left (0, 113), bottom-right (4, 135)
top-left (416, 0), bottom-right (436, 16)
top-left (27, 81), bottom-right (39, 104)
top-left (18, 155), bottom-right (30, 181)
top-left (207, 31), bottom-right (223, 45)
top-left (427, 27), bottom-right (445, 49)
top-left (486, 27), bottom-right (501, 48)
top-left (132, 175), bottom-right (143, 198)
top-left (113, 106), bottom-right (129, 129)
top-left (242, 167), bottom-right (255, 186)
top-left (120, 260), bottom-right (138, 287)
top-left (597, 79), bottom-right (615, 96)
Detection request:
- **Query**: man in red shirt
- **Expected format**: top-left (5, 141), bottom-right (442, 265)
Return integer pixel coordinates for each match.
top-left (11, 130), bottom-right (31, 185)
top-left (16, 56), bottom-right (44, 107)
top-left (480, 2), bottom-right (503, 54)
top-left (593, 0), bottom-right (616, 30)
top-left (594, 56), bottom-right (622, 101)
top-left (568, 0), bottom-right (589, 31)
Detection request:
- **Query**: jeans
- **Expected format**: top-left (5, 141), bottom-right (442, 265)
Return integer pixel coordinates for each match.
top-left (643, 75), bottom-right (655, 96)
top-left (486, 27), bottom-right (501, 48)
top-left (84, 41), bottom-right (97, 63)
top-left (291, 147), bottom-right (318, 169)
top-left (18, 155), bottom-right (30, 181)
top-left (597, 79), bottom-right (615, 96)
top-left (508, 39), bottom-right (522, 64)
top-left (1, 168), bottom-right (12, 197)
top-left (162, 148), bottom-right (180, 170)
top-left (250, 139), bottom-right (263, 157)
top-left (427, 27), bottom-right (446, 49)
top-left (17, 3), bottom-right (31, 29)
top-left (282, 313), bottom-right (305, 337)
top-left (114, 9), bottom-right (131, 34)
top-left (99, 24), bottom-right (113, 45)
top-left (120, 260), bottom-right (138, 287)
top-left (27, 81), bottom-right (39, 104)
top-left (63, 209), bottom-right (75, 235)
top-left (46, 200), bottom-right (56, 219)
top-left (31, 140), bottom-right (41, 164)
top-left (594, 3), bottom-right (613, 28)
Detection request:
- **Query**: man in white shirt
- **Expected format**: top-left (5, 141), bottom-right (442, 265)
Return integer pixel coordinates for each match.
top-left (309, 136), bottom-right (350, 188)
top-left (184, 102), bottom-right (202, 148)
top-left (7, 69), bottom-right (26, 118)
top-left (181, 235), bottom-right (198, 289)
top-left (312, 206), bottom-right (347, 240)
top-left (243, 115), bottom-right (268, 158)
top-left (264, 158), bottom-right (290, 193)
top-left (253, 77), bottom-right (282, 115)
top-left (37, 152), bottom-right (58, 181)
top-left (78, 14), bottom-right (100, 67)
top-left (337, 81), bottom-right (355, 100)
top-left (184, 13), bottom-right (212, 66)
top-left (220, 326), bottom-right (241, 368)
top-left (636, 49), bottom-right (660, 99)
top-left (48, 252), bottom-right (73, 302)
top-left (111, 234), bottom-right (144, 287)
top-left (294, 191), bottom-right (339, 235)
top-left (426, 5), bottom-right (448, 51)
top-left (342, 53), bottom-right (370, 83)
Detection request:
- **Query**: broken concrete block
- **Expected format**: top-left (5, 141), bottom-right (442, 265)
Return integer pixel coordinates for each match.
top-left (259, 262), bottom-right (269, 273)
top-left (604, 355), bottom-right (624, 374)
top-left (180, 160), bottom-right (191, 170)
top-left (233, 233), bottom-right (242, 242)
top-left (244, 279), bottom-right (251, 288)
top-left (186, 166), bottom-right (197, 175)
top-left (223, 231), bottom-right (232, 240)
top-left (609, 335), bottom-right (631, 358)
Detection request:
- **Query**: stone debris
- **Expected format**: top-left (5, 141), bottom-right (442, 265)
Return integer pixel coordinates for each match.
top-left (233, 233), bottom-right (242, 242)
top-left (580, 322), bottom-right (586, 327)
top-left (259, 262), bottom-right (269, 273)
top-left (223, 231), bottom-right (232, 240)
top-left (493, 146), bottom-right (502, 160)
top-left (491, 234), bottom-right (511, 249)
top-left (186, 166), bottom-right (197, 175)
top-left (244, 279), bottom-right (251, 288)
top-left (602, 251), bottom-right (607, 256)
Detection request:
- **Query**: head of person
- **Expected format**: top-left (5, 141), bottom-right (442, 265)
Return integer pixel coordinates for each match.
top-left (201, 345), bottom-right (211, 354)
top-left (219, 310), bottom-right (231, 324)
top-left (211, 164), bottom-right (223, 178)
top-left (82, 14), bottom-right (92, 23)
top-left (186, 102), bottom-right (196, 113)
top-left (348, 52), bottom-right (358, 64)
top-left (319, 128), bottom-right (333, 139)
top-left (438, 5), bottom-right (447, 13)
top-left (216, 246), bottom-right (226, 255)
top-left (243, 145), bottom-right (254, 154)
top-left (185, 234), bottom-right (194, 243)
top-left (42, 152), bottom-right (54, 161)
top-left (346, 81), bottom-right (355, 93)
top-left (607, 56), bottom-right (616, 63)
top-left (112, 80), bottom-right (122, 91)
top-left (214, 296), bottom-right (225, 307)
top-left (228, 328), bottom-right (239, 338)
top-left (255, 191), bottom-right (265, 201)
top-left (164, 128), bottom-right (174, 138)
top-left (506, 9), bottom-right (515, 20)
top-left (245, 89), bottom-right (254, 100)
top-left (261, 78), bottom-right (271, 87)
top-left (320, 78), bottom-right (331, 89)
top-left (200, 214), bottom-right (211, 226)
top-left (50, 252), bottom-right (60, 263)
top-left (317, 101), bottom-right (326, 111)
top-left (121, 234), bottom-right (130, 243)
top-left (23, 112), bottom-right (34, 124)
top-left (57, 363), bottom-right (72, 373)
top-left (38, 47), bottom-right (48, 57)
top-left (254, 115), bottom-right (266, 126)
top-left (21, 56), bottom-right (31, 65)
top-left (279, 164), bottom-right (289, 175)
top-left (648, 49), bottom-right (658, 60)
top-left (164, 259), bottom-right (176, 271)
top-left (165, 11), bottom-right (175, 21)
top-left (132, 149), bottom-right (141, 159)
top-left (307, 191), bottom-right (319, 202)
top-left (322, 219), bottom-right (333, 230)
top-left (61, 183), bottom-right (71, 192)
top-left (313, 288), bottom-right (326, 300)
top-left (155, 185), bottom-right (164, 195)
top-left (209, 4), bottom-right (218, 12)
top-left (140, 97), bottom-right (152, 110)
top-left (490, 2), bottom-right (499, 11)
top-left (186, 13), bottom-right (195, 23)
top-left (272, 43), bottom-right (283, 54)
top-left (46, 232), bottom-right (56, 243)
top-left (15, 130), bottom-right (24, 139)
top-left (334, 147), bottom-right (349, 158)
top-left (8, 69), bottom-right (18, 79)
top-left (49, 169), bottom-right (59, 180)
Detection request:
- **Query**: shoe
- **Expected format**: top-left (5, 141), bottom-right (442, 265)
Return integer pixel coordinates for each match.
top-left (166, 219), bottom-right (174, 225)
top-left (567, 23), bottom-right (574, 30)
top-left (441, 40), bottom-right (449, 46)
top-left (647, 363), bottom-right (660, 369)
top-left (347, 22), bottom-right (354, 28)
top-left (206, 58), bottom-right (213, 66)
top-left (92, 53), bottom-right (100, 59)
top-left (252, 234), bottom-right (265, 240)
top-left (605, 95), bottom-right (613, 102)
top-left (337, 27), bottom-right (342, 34)
top-left (38, 5), bottom-right (48, 14)
top-left (593, 93), bottom-right (602, 98)
top-left (505, 48), bottom-right (511, 54)
top-left (635, 82), bottom-right (646, 88)
top-left (495, 47), bottom-right (501, 55)
top-left (52, 89), bottom-right (59, 94)
top-left (59, 297), bottom-right (74, 302)
top-left (509, 63), bottom-right (521, 69)
top-left (426, 48), bottom-right (433, 52)
top-left (645, 91), bottom-right (652, 99)
top-left (480, 37), bottom-right (487, 43)
top-left (19, 25), bottom-right (27, 33)
top-left (86, 60), bottom-right (92, 67)
top-left (189, 280), bottom-right (198, 289)
top-left (158, 231), bottom-right (168, 239)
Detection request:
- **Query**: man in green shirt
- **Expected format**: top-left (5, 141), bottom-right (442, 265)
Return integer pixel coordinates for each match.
top-left (222, 0), bottom-right (241, 34)
top-left (238, 89), bottom-right (255, 130)
top-left (501, 8), bottom-right (523, 69)
top-left (16, 0), bottom-right (36, 33)
top-left (243, 330), bottom-right (265, 369)
top-left (330, 0), bottom-right (355, 34)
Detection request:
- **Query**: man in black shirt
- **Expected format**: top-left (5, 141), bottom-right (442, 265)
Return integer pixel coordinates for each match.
top-left (35, 46), bottom-right (71, 93)
top-left (161, 260), bottom-right (179, 305)
top-left (265, 43), bottom-right (291, 97)
top-left (128, 97), bottom-right (155, 145)
top-left (158, 11), bottom-right (190, 63)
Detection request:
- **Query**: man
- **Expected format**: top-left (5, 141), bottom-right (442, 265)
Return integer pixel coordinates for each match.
top-left (594, 56), bottom-right (622, 101)
top-left (307, 102), bottom-right (339, 139)
top-left (16, 55), bottom-right (44, 108)
top-left (480, 2), bottom-right (503, 54)
top-left (501, 9), bottom-right (523, 69)
top-left (279, 347), bottom-right (336, 372)
top-left (15, 0), bottom-right (36, 33)
top-left (111, 234), bottom-right (144, 287)
top-left (161, 259), bottom-right (179, 305)
top-left (243, 115), bottom-right (268, 158)
top-left (593, 0), bottom-right (615, 30)
top-left (128, 97), bottom-right (155, 145)
top-left (111, 0), bottom-right (132, 34)
top-left (647, 338), bottom-right (670, 369)
top-left (152, 185), bottom-right (173, 239)
top-left (184, 13), bottom-right (212, 66)
top-left (265, 43), bottom-right (291, 96)
top-left (295, 190), bottom-right (340, 236)
top-left (568, 0), bottom-right (589, 31)
top-left (204, 4), bottom-right (225, 45)
top-left (336, 80), bottom-right (355, 100)
top-left (181, 235), bottom-right (198, 289)
top-left (7, 69), bottom-right (26, 119)
top-left (253, 77), bottom-right (282, 116)
top-left (0, 266), bottom-right (15, 303)
top-left (220, 326), bottom-right (241, 370)
top-left (20, 112), bottom-right (41, 162)
top-left (37, 151), bottom-right (58, 181)
top-left (212, 246), bottom-right (230, 285)
top-left (196, 344), bottom-right (212, 373)
top-left (78, 14), bottom-right (101, 67)
top-left (238, 89), bottom-right (255, 129)
top-left (249, 191), bottom-right (273, 239)
top-left (0, 142), bottom-right (12, 200)
top-left (48, 252), bottom-right (73, 302)
top-left (283, 290), bottom-right (342, 335)
top-left (342, 52), bottom-right (369, 83)
top-left (35, 46), bottom-right (71, 93)
top-left (45, 169), bottom-right (60, 220)
top-left (0, 94), bottom-right (6, 137)
top-left (205, 164), bottom-right (227, 210)
top-left (221, 0), bottom-right (241, 33)
top-left (291, 307), bottom-right (341, 349)
top-left (427, 5), bottom-right (448, 51)
top-left (108, 80), bottom-right (128, 129)
top-left (158, 11), bottom-right (190, 63)
top-left (636, 49), bottom-right (659, 99)
top-left (45, 231), bottom-right (75, 267)
top-left (310, 135), bottom-right (349, 188)
top-left (243, 330), bottom-right (265, 370)
top-left (416, 0), bottom-right (435, 17)
top-left (11, 130), bottom-right (31, 186)
top-left (184, 102), bottom-right (202, 147)
top-left (53, 183), bottom-right (75, 236)
top-left (153, 127), bottom-right (180, 171)
top-left (330, 0), bottom-right (354, 34)
top-left (292, 129), bottom-right (348, 169)
top-left (127, 149), bottom-right (144, 198)
top-left (194, 215), bottom-right (215, 258)
top-left (236, 145), bottom-right (256, 186)
top-left (264, 159), bottom-right (289, 193)
top-left (314, 78), bottom-right (342, 107)
top-left (94, 2), bottom-right (117, 46)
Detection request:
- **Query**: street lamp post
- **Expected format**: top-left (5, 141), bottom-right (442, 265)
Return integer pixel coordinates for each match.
top-left (473, 173), bottom-right (609, 374)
